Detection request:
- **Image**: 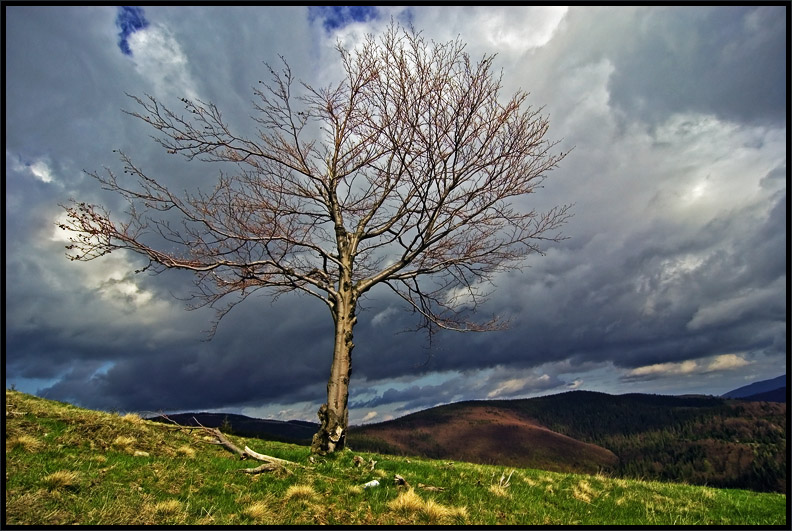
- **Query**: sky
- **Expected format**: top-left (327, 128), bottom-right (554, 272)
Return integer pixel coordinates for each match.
top-left (4, 5), bottom-right (787, 425)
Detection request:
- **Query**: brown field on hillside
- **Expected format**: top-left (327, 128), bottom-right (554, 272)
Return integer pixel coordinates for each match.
top-left (352, 406), bottom-right (618, 474)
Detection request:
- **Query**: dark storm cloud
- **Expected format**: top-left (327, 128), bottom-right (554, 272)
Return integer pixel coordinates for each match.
top-left (349, 367), bottom-right (568, 412)
top-left (115, 6), bottom-right (149, 56)
top-left (604, 6), bottom-right (786, 127)
top-left (5, 6), bottom-right (786, 419)
top-left (344, 183), bottom-right (787, 384)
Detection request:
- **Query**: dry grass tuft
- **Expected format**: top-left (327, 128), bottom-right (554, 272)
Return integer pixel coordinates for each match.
top-left (284, 484), bottom-right (317, 500)
top-left (112, 435), bottom-right (136, 449)
top-left (424, 498), bottom-right (468, 523)
top-left (8, 434), bottom-right (44, 453)
top-left (120, 413), bottom-right (144, 424)
top-left (151, 499), bottom-right (182, 515)
top-left (388, 488), bottom-right (426, 513)
top-left (175, 445), bottom-right (196, 458)
top-left (387, 488), bottom-right (467, 523)
top-left (244, 501), bottom-right (270, 522)
top-left (43, 470), bottom-right (81, 491)
top-left (572, 480), bottom-right (597, 504)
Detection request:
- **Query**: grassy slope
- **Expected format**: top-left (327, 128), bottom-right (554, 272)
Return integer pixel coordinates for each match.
top-left (4, 390), bottom-right (787, 526)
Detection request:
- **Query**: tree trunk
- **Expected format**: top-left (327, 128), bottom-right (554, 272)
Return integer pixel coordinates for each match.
top-left (311, 287), bottom-right (357, 455)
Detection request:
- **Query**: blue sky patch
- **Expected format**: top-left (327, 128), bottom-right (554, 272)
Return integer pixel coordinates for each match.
top-left (309, 6), bottom-right (379, 32)
top-left (116, 6), bottom-right (149, 56)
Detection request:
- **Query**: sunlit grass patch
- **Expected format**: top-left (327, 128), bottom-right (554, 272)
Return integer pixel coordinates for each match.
top-left (489, 484), bottom-right (511, 497)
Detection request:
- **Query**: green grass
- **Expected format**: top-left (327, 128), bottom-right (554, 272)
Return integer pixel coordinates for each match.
top-left (5, 389), bottom-right (787, 525)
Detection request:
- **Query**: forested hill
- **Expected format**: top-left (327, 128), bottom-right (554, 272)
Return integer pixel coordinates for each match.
top-left (349, 391), bottom-right (787, 493)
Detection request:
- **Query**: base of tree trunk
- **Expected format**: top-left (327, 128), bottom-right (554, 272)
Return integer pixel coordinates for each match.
top-left (310, 404), bottom-right (346, 455)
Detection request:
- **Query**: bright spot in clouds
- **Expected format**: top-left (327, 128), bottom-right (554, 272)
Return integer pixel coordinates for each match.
top-left (624, 354), bottom-right (751, 381)
top-left (707, 354), bottom-right (751, 372)
top-left (477, 6), bottom-right (568, 51)
top-left (27, 160), bottom-right (55, 183)
top-left (115, 6), bottom-right (198, 101)
top-left (487, 373), bottom-right (552, 399)
top-left (126, 24), bottom-right (198, 101)
top-left (360, 411), bottom-right (378, 423)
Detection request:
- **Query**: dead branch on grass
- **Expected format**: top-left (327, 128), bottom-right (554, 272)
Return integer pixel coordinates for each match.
top-left (153, 415), bottom-right (300, 474)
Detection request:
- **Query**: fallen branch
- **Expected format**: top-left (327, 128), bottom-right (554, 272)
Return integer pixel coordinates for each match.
top-left (152, 415), bottom-right (302, 474)
top-left (418, 483), bottom-right (445, 492)
top-left (241, 462), bottom-right (293, 475)
top-left (191, 418), bottom-right (246, 458)
top-left (243, 446), bottom-right (297, 466)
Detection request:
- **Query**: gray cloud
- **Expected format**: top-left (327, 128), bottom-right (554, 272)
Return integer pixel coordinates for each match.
top-left (5, 6), bottom-right (786, 420)
top-left (606, 6), bottom-right (787, 127)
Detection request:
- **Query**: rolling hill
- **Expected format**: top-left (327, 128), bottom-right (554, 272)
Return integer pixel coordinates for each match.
top-left (350, 404), bottom-right (618, 475)
top-left (348, 390), bottom-right (787, 493)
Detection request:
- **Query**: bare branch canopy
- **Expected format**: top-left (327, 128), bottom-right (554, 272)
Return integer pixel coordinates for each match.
top-left (60, 22), bottom-right (571, 453)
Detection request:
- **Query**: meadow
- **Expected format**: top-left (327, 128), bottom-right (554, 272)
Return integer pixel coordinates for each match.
top-left (4, 389), bottom-right (787, 526)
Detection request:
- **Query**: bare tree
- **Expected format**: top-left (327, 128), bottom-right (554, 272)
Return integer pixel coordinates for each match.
top-left (59, 23), bottom-right (571, 454)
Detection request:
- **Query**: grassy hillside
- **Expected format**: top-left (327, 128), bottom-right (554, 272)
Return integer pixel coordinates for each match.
top-left (351, 391), bottom-right (787, 493)
top-left (4, 389), bottom-right (787, 526)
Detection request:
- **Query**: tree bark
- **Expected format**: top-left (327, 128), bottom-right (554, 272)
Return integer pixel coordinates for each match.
top-left (311, 285), bottom-right (357, 455)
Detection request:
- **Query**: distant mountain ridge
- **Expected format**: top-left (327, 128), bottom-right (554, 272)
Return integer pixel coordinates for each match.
top-left (721, 374), bottom-right (786, 401)
top-left (147, 412), bottom-right (317, 444)
top-left (740, 387), bottom-right (787, 403)
top-left (349, 390), bottom-right (786, 493)
top-left (150, 388), bottom-right (786, 493)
